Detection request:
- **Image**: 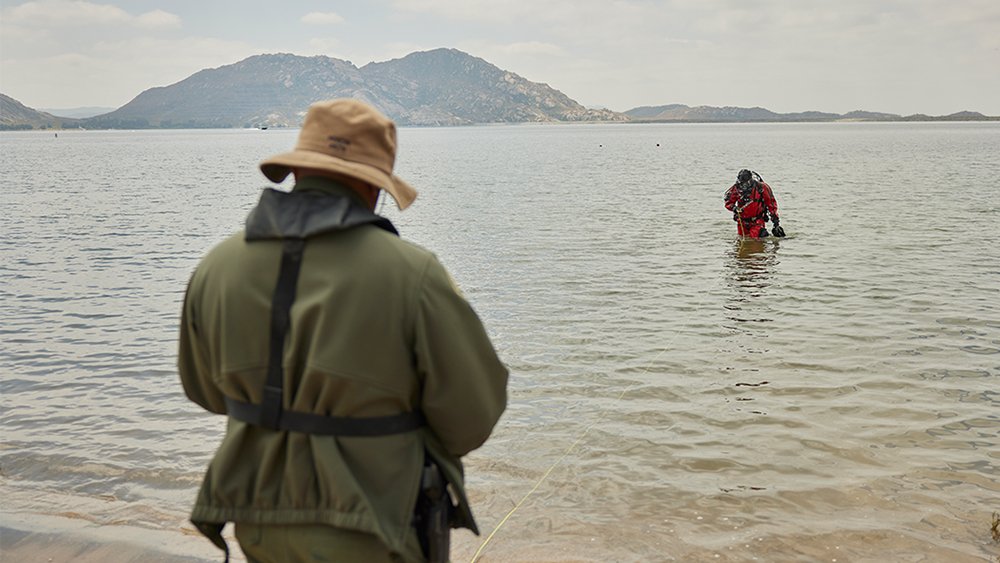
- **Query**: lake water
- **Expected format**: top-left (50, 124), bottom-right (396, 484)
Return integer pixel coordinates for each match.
top-left (2, 122), bottom-right (998, 562)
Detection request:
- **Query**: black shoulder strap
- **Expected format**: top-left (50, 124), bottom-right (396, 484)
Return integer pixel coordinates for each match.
top-left (231, 236), bottom-right (424, 436)
top-left (259, 238), bottom-right (305, 430)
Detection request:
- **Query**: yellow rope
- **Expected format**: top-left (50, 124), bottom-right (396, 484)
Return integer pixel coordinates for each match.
top-left (470, 192), bottom-right (742, 560)
top-left (469, 423), bottom-right (596, 562)
top-left (736, 203), bottom-right (748, 252)
top-left (469, 349), bottom-right (668, 562)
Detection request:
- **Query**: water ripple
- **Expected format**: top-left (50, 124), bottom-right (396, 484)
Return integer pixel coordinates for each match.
top-left (3, 124), bottom-right (999, 561)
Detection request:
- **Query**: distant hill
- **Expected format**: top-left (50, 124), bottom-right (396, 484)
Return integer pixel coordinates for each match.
top-left (360, 49), bottom-right (624, 125)
top-left (80, 48), bottom-right (626, 128)
top-left (0, 93), bottom-right (79, 130)
top-left (625, 104), bottom-right (789, 122)
top-left (38, 106), bottom-right (117, 118)
top-left (2, 48), bottom-right (997, 129)
top-left (898, 111), bottom-right (995, 122)
top-left (87, 53), bottom-right (367, 128)
top-left (623, 104), bottom-right (996, 123)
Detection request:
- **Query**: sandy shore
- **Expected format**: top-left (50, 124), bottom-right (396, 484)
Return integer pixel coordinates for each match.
top-left (0, 513), bottom-right (239, 563)
top-left (0, 480), bottom-right (481, 563)
top-left (1, 526), bottom-right (220, 562)
top-left (0, 480), bottom-right (241, 562)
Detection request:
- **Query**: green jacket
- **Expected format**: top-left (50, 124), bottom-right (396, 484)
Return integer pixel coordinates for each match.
top-left (178, 177), bottom-right (508, 560)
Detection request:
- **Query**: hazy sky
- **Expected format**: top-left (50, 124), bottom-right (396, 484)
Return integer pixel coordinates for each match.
top-left (2, 0), bottom-right (998, 115)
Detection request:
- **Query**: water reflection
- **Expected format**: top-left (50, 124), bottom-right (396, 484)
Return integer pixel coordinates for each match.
top-left (727, 238), bottom-right (779, 291)
top-left (723, 238), bottom-right (780, 328)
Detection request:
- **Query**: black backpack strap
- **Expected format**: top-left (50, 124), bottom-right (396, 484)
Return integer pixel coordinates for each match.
top-left (232, 235), bottom-right (424, 437)
top-left (226, 396), bottom-right (425, 436)
top-left (259, 238), bottom-right (305, 430)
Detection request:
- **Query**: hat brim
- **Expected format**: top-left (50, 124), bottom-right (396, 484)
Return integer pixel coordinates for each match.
top-left (260, 149), bottom-right (417, 210)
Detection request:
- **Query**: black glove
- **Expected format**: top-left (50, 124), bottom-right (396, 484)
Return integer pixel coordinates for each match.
top-left (733, 211), bottom-right (739, 222)
top-left (772, 218), bottom-right (786, 238)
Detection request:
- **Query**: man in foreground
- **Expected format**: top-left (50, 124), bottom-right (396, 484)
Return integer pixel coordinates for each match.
top-left (724, 168), bottom-right (786, 238)
top-left (178, 99), bottom-right (509, 562)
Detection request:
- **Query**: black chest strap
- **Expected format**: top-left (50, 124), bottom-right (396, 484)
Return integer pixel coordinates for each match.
top-left (225, 396), bottom-right (426, 436)
top-left (229, 237), bottom-right (424, 437)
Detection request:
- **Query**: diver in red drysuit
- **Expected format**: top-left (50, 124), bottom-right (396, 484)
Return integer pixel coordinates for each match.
top-left (724, 169), bottom-right (785, 238)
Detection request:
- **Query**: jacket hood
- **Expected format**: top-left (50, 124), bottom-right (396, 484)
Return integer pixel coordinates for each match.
top-left (245, 187), bottom-right (398, 241)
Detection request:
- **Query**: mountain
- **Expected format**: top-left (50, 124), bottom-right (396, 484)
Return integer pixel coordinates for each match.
top-left (3, 49), bottom-right (997, 129)
top-left (0, 93), bottom-right (79, 130)
top-left (623, 105), bottom-right (998, 122)
top-left (38, 106), bottom-right (117, 118)
top-left (899, 110), bottom-right (991, 122)
top-left (841, 110), bottom-right (899, 120)
top-left (626, 104), bottom-right (845, 122)
top-left (82, 48), bottom-right (626, 128)
top-left (360, 49), bottom-right (624, 125)
top-left (88, 54), bottom-right (366, 128)
top-left (626, 104), bottom-right (781, 121)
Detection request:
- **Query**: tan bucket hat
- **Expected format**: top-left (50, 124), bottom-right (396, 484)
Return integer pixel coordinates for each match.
top-left (260, 99), bottom-right (417, 210)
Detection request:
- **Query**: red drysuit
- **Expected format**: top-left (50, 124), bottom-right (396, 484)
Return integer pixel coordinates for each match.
top-left (724, 180), bottom-right (779, 238)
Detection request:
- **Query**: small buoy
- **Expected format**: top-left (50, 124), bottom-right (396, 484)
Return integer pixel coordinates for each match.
top-left (656, 143), bottom-right (659, 147)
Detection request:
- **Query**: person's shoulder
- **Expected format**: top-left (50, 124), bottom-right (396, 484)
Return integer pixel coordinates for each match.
top-left (394, 236), bottom-right (441, 269)
top-left (185, 231), bottom-right (246, 295)
top-left (204, 231), bottom-right (247, 259)
top-left (192, 231), bottom-right (246, 271)
top-left (363, 232), bottom-right (463, 295)
top-left (357, 226), bottom-right (440, 268)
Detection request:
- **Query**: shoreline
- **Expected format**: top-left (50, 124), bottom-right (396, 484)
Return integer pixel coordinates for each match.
top-left (0, 480), bottom-right (483, 562)
top-left (0, 481), bottom-right (238, 563)
top-left (0, 521), bottom-right (233, 563)
top-left (0, 525), bottom-right (224, 563)
top-left (4, 115), bottom-right (1000, 132)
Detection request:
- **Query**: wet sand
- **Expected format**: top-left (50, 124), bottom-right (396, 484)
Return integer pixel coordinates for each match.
top-left (0, 480), bottom-right (489, 563)
top-left (0, 481), bottom-right (239, 563)
top-left (1, 528), bottom-right (231, 562)
top-left (3, 493), bottom-right (998, 563)
top-left (0, 516), bottom-right (236, 563)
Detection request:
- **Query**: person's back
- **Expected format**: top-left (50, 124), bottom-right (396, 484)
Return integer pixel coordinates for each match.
top-left (179, 99), bottom-right (508, 563)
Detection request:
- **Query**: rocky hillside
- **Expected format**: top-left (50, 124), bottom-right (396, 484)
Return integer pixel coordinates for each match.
top-left (624, 104), bottom-right (994, 122)
top-left (625, 104), bottom-right (842, 122)
top-left (83, 48), bottom-right (626, 128)
top-left (90, 54), bottom-right (366, 128)
top-left (0, 93), bottom-right (77, 130)
top-left (361, 49), bottom-right (623, 125)
top-left (5, 50), bottom-right (996, 129)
